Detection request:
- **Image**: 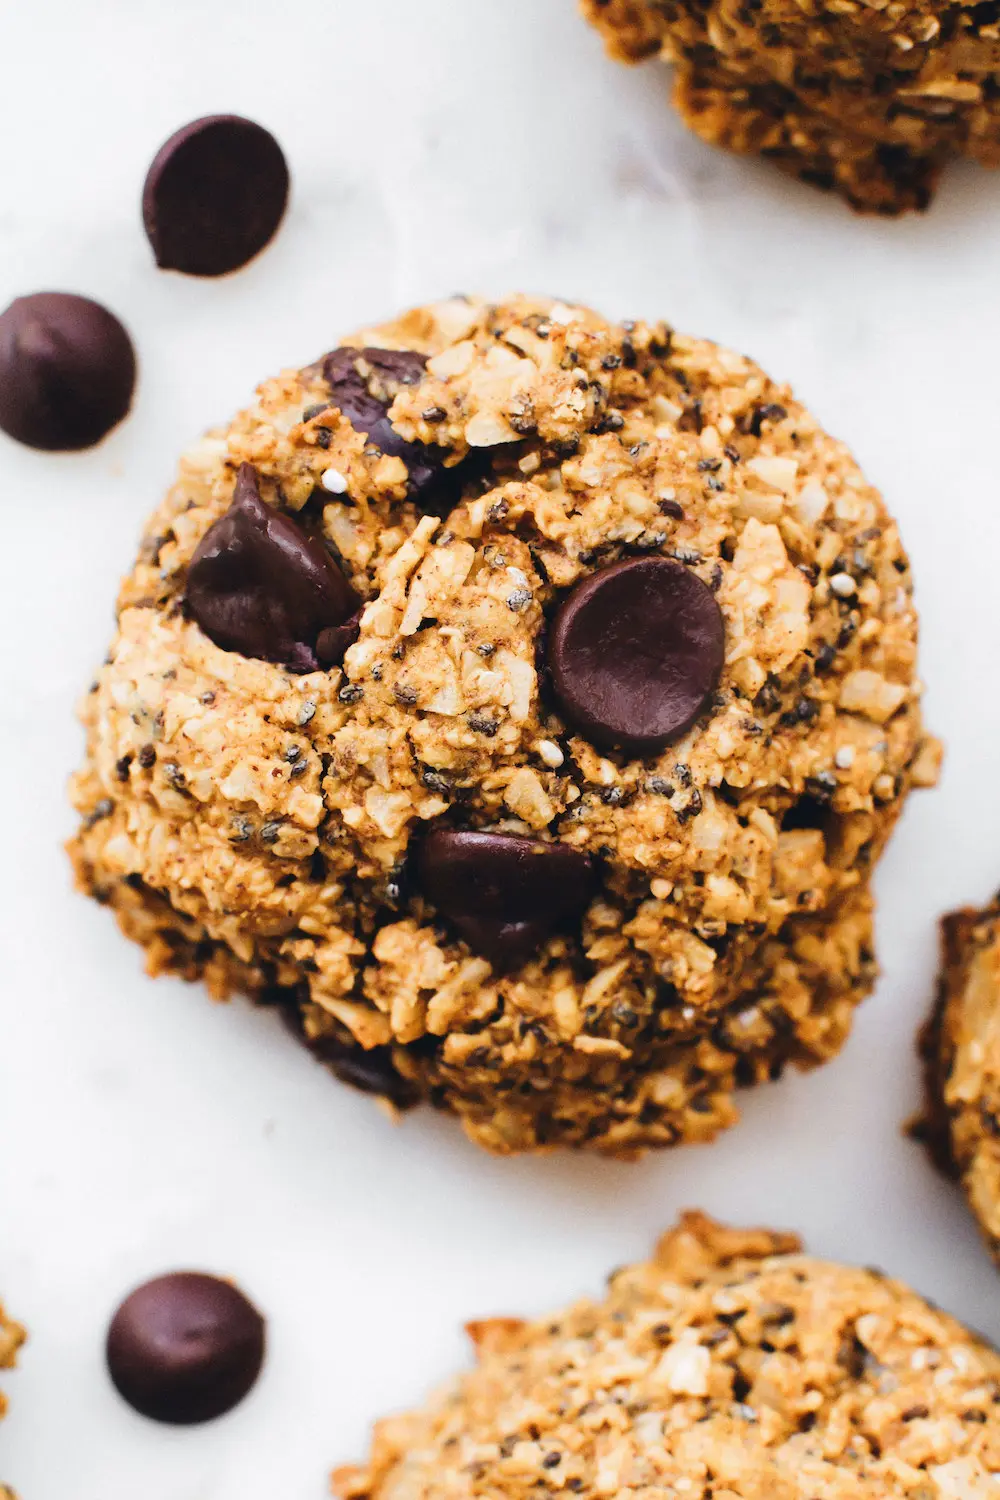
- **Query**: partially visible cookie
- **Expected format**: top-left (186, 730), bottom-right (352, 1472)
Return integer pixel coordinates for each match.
top-left (1, 1305), bottom-right (25, 1496)
top-left (582, 0), bottom-right (1000, 213)
top-left (335, 1211), bottom-right (1000, 1500)
top-left (918, 898), bottom-right (1000, 1260)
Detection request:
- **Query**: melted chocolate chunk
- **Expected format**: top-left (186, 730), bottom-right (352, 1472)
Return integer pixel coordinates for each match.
top-left (185, 463), bottom-right (359, 672)
top-left (106, 1272), bottom-right (265, 1424)
top-left (418, 829), bottom-right (594, 972)
top-left (548, 557), bottom-right (724, 755)
top-left (0, 292), bottom-right (136, 450)
top-left (142, 115), bottom-right (289, 277)
top-left (316, 610), bottom-right (362, 668)
top-left (323, 346), bottom-right (452, 506)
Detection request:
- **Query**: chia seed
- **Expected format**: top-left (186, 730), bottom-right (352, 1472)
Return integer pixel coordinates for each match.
top-left (647, 778), bottom-right (674, 796)
top-left (85, 798), bottom-right (113, 829)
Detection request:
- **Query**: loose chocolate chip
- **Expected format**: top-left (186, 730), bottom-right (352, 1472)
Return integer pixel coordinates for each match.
top-left (548, 557), bottom-right (724, 755)
top-left (323, 346), bottom-right (458, 508)
top-left (185, 464), bottom-right (359, 672)
top-left (106, 1272), bottom-right (265, 1424)
top-left (0, 293), bottom-right (135, 450)
top-left (142, 116), bottom-right (289, 277)
top-left (417, 828), bottom-right (594, 972)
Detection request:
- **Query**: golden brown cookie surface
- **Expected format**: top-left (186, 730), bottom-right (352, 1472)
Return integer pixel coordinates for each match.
top-left (1, 1303), bottom-right (25, 1496)
top-left (334, 1212), bottom-right (1000, 1500)
top-left (919, 899), bottom-right (1000, 1260)
top-left (69, 296), bottom-right (934, 1154)
top-left (583, 0), bottom-right (1000, 212)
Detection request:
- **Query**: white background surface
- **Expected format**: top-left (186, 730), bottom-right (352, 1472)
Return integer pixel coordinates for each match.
top-left (2, 1), bottom-right (1000, 1494)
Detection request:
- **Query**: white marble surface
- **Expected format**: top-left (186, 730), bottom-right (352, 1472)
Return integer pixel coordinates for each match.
top-left (3, 1), bottom-right (1000, 1495)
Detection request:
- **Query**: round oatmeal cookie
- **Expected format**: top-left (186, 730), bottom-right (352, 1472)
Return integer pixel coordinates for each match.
top-left (334, 1211), bottom-right (1000, 1500)
top-left (918, 898), bottom-right (1000, 1263)
top-left (69, 296), bottom-right (936, 1155)
top-left (582, 0), bottom-right (1000, 213)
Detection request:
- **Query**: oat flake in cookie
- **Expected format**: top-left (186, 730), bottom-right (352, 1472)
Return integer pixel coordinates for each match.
top-left (69, 296), bottom-right (938, 1155)
top-left (917, 898), bottom-right (1000, 1262)
top-left (582, 0), bottom-right (1000, 213)
top-left (334, 1212), bottom-right (1000, 1500)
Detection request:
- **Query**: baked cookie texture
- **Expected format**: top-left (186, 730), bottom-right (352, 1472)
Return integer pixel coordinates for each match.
top-left (69, 295), bottom-right (937, 1156)
top-left (582, 0), bottom-right (1000, 212)
top-left (335, 1212), bottom-right (1000, 1500)
top-left (919, 898), bottom-right (1000, 1262)
top-left (1, 1303), bottom-right (25, 1497)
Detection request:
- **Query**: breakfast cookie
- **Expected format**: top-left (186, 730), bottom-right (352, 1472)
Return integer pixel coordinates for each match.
top-left (1, 1304), bottom-right (25, 1494)
top-left (69, 295), bottom-right (936, 1155)
top-left (918, 898), bottom-right (1000, 1262)
top-left (334, 1211), bottom-right (1000, 1500)
top-left (582, 0), bottom-right (1000, 212)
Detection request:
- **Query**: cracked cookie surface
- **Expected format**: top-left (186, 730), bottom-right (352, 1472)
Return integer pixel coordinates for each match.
top-left (918, 898), bottom-right (1000, 1263)
top-left (334, 1212), bottom-right (1000, 1500)
top-left (583, 0), bottom-right (1000, 212)
top-left (69, 295), bottom-right (935, 1154)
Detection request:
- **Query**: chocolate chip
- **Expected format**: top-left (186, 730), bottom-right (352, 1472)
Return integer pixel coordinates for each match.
top-left (185, 464), bottom-right (359, 672)
top-left (106, 1272), bottom-right (265, 1424)
top-left (315, 610), bottom-right (361, 668)
top-left (548, 557), bottom-right (724, 755)
top-left (0, 293), bottom-right (135, 450)
top-left (417, 829), bottom-right (594, 972)
top-left (323, 346), bottom-right (457, 508)
top-left (142, 116), bottom-right (289, 277)
top-left (319, 1043), bottom-right (418, 1107)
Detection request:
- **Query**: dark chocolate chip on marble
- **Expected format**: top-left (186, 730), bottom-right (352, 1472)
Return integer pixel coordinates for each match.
top-left (142, 115), bottom-right (289, 277)
top-left (0, 292), bottom-right (135, 450)
top-left (548, 557), bottom-right (724, 755)
top-left (185, 463), bottom-right (359, 672)
top-left (106, 1272), bottom-right (265, 1424)
top-left (418, 829), bottom-right (594, 972)
top-left (323, 346), bottom-right (454, 507)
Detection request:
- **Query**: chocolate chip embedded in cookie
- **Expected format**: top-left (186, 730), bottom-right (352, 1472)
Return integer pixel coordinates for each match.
top-left (106, 1272), bottom-right (265, 1424)
top-left (549, 557), bottom-right (725, 753)
top-left (334, 1212), bottom-right (1000, 1500)
top-left (0, 292), bottom-right (135, 450)
top-left (69, 296), bottom-right (936, 1155)
top-left (917, 898), bottom-right (1000, 1261)
top-left (418, 829), bottom-right (594, 971)
top-left (185, 463), bottom-right (360, 672)
top-left (142, 115), bottom-right (289, 276)
top-left (582, 0), bottom-right (1000, 212)
top-left (323, 347), bottom-right (453, 507)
